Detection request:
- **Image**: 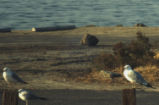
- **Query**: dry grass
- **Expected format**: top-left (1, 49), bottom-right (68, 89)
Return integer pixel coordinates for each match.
top-left (75, 65), bottom-right (159, 87)
top-left (154, 51), bottom-right (159, 60)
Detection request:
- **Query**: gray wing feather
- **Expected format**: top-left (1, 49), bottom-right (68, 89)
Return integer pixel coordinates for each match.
top-left (127, 70), bottom-right (147, 84)
top-left (23, 90), bottom-right (46, 100)
top-left (11, 72), bottom-right (27, 84)
top-left (134, 71), bottom-right (147, 84)
top-left (29, 93), bottom-right (47, 100)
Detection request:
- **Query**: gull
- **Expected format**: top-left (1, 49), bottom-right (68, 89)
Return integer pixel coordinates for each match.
top-left (2, 67), bottom-right (27, 84)
top-left (18, 89), bottom-right (46, 105)
top-left (123, 64), bottom-right (152, 88)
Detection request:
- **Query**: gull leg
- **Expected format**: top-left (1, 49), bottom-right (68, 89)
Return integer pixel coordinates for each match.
top-left (131, 83), bottom-right (133, 88)
top-left (132, 83), bottom-right (136, 89)
top-left (129, 83), bottom-right (132, 89)
top-left (131, 83), bottom-right (135, 88)
top-left (133, 83), bottom-right (134, 88)
top-left (134, 83), bottom-right (136, 89)
top-left (26, 100), bottom-right (29, 105)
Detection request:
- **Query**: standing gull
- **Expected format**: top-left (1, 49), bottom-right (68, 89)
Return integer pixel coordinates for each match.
top-left (2, 67), bottom-right (27, 84)
top-left (18, 89), bottom-right (46, 105)
top-left (123, 64), bottom-right (152, 88)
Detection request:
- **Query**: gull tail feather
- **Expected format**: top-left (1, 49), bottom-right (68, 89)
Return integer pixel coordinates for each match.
top-left (38, 97), bottom-right (47, 100)
top-left (22, 81), bottom-right (28, 84)
top-left (19, 80), bottom-right (28, 84)
top-left (143, 83), bottom-right (155, 89)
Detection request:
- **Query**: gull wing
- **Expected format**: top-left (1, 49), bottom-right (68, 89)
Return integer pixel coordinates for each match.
top-left (134, 71), bottom-right (148, 85)
top-left (28, 92), bottom-right (47, 100)
top-left (11, 72), bottom-right (27, 84)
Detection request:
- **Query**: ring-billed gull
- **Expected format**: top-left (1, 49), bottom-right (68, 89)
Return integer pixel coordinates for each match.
top-left (3, 67), bottom-right (27, 84)
top-left (123, 64), bottom-right (153, 88)
top-left (18, 89), bottom-right (46, 105)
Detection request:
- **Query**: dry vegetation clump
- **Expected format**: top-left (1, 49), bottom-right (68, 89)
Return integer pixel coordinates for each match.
top-left (93, 31), bottom-right (158, 70)
top-left (92, 53), bottom-right (117, 71)
top-left (82, 31), bottom-right (159, 84)
top-left (153, 51), bottom-right (159, 60)
top-left (76, 70), bottom-right (114, 83)
top-left (76, 65), bottom-right (159, 85)
top-left (76, 64), bottom-right (159, 84)
top-left (75, 67), bottom-right (126, 84)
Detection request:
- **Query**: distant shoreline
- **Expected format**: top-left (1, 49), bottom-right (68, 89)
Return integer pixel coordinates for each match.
top-left (1, 26), bottom-right (159, 36)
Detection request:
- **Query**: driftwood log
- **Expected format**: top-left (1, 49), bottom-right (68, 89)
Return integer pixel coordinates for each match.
top-left (0, 28), bottom-right (11, 32)
top-left (32, 25), bottom-right (76, 32)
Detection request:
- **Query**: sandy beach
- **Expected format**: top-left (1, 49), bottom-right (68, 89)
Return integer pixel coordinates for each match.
top-left (0, 26), bottom-right (159, 89)
top-left (1, 26), bottom-right (159, 105)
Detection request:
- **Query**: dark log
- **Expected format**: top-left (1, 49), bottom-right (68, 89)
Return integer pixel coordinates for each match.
top-left (32, 25), bottom-right (76, 32)
top-left (122, 88), bottom-right (136, 105)
top-left (2, 89), bottom-right (18, 105)
top-left (0, 28), bottom-right (11, 32)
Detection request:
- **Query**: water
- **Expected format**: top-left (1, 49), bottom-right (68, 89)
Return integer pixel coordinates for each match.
top-left (1, 0), bottom-right (159, 29)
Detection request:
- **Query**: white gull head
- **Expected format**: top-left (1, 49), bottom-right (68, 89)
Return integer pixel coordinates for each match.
top-left (3, 67), bottom-right (11, 72)
top-left (124, 64), bottom-right (132, 70)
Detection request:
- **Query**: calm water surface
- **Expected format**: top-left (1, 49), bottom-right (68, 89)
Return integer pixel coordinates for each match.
top-left (0, 0), bottom-right (159, 29)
